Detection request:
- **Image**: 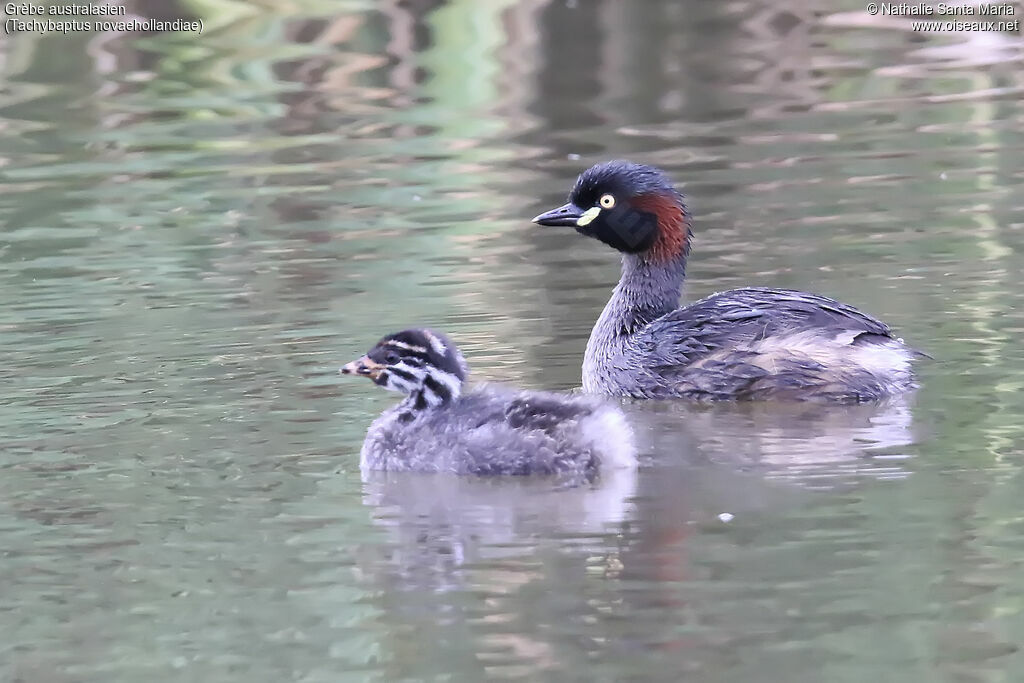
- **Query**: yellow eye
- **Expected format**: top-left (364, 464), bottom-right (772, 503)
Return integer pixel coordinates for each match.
top-left (599, 194), bottom-right (616, 209)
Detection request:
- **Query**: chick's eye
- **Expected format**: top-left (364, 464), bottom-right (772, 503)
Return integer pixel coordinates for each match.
top-left (599, 194), bottom-right (616, 209)
top-left (385, 351), bottom-right (400, 364)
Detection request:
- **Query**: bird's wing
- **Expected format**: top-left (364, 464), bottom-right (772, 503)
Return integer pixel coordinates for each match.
top-left (638, 287), bottom-right (894, 356)
top-left (453, 387), bottom-right (593, 435)
top-left (631, 288), bottom-right (900, 399)
top-left (502, 393), bottom-right (594, 434)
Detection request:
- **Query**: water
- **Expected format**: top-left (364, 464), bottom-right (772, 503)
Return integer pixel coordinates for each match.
top-left (1, 0), bottom-right (1023, 680)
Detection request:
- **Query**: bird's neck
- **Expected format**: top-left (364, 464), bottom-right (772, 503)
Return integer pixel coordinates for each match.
top-left (588, 253), bottom-right (686, 349)
top-left (396, 367), bottom-right (463, 419)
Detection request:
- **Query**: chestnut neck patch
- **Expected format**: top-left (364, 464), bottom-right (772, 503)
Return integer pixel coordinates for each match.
top-left (630, 193), bottom-right (691, 264)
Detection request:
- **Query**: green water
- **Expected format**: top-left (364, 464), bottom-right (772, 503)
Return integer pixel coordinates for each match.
top-left (2, 0), bottom-right (1023, 680)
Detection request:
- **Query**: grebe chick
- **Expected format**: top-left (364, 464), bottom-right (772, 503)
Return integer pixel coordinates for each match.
top-left (533, 160), bottom-right (921, 402)
top-left (340, 328), bottom-right (636, 478)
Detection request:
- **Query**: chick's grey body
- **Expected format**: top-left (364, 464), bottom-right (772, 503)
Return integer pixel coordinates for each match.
top-left (535, 160), bottom-right (920, 403)
top-left (342, 329), bottom-right (636, 479)
top-left (361, 383), bottom-right (634, 477)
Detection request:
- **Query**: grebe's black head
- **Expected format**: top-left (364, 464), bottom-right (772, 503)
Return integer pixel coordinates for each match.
top-left (340, 328), bottom-right (467, 407)
top-left (532, 161), bottom-right (691, 264)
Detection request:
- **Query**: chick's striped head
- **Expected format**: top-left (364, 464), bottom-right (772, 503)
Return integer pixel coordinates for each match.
top-left (341, 328), bottom-right (467, 407)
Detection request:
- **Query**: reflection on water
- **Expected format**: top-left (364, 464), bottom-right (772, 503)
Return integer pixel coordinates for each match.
top-left (630, 398), bottom-right (917, 483)
top-left (1, 0), bottom-right (1024, 680)
top-left (358, 469), bottom-right (637, 582)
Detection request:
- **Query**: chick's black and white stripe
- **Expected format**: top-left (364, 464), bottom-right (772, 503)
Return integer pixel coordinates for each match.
top-left (368, 330), bottom-right (467, 413)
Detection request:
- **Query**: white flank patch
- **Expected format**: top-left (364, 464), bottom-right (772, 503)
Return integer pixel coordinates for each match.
top-left (852, 342), bottom-right (912, 378)
top-left (753, 330), bottom-right (912, 379)
top-left (834, 330), bottom-right (860, 346)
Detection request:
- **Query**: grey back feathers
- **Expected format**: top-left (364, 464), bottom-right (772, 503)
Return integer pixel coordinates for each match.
top-left (345, 328), bottom-right (637, 482)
